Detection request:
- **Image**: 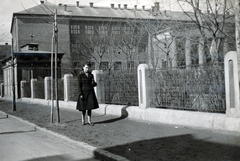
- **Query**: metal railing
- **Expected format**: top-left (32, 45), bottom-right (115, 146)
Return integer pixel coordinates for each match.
top-left (149, 63), bottom-right (225, 113)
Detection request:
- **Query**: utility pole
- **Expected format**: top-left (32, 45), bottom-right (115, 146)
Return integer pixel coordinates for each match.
top-left (11, 37), bottom-right (16, 111)
top-left (54, 9), bottom-right (60, 123)
top-left (50, 22), bottom-right (54, 124)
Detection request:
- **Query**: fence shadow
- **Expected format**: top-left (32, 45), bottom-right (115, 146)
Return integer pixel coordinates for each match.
top-left (101, 134), bottom-right (240, 161)
top-left (94, 105), bottom-right (129, 124)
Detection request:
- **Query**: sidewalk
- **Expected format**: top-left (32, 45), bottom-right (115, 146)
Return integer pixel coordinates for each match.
top-left (0, 112), bottom-right (99, 161)
top-left (1, 99), bottom-right (240, 160)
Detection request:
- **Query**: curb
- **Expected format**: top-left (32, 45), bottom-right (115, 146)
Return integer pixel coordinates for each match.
top-left (0, 111), bottom-right (129, 161)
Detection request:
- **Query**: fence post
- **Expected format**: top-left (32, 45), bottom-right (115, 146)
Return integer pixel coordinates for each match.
top-left (0, 83), bottom-right (4, 97)
top-left (64, 74), bottom-right (73, 102)
top-left (31, 79), bottom-right (37, 99)
top-left (224, 51), bottom-right (240, 117)
top-left (44, 77), bottom-right (51, 100)
top-left (92, 70), bottom-right (104, 103)
top-left (137, 64), bottom-right (152, 109)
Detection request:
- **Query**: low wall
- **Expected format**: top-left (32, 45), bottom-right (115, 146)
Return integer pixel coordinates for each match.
top-left (12, 97), bottom-right (240, 133)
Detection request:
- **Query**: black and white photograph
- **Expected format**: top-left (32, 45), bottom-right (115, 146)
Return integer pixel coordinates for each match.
top-left (0, 0), bottom-right (240, 160)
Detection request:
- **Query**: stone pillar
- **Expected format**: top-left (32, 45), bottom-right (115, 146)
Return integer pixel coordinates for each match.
top-left (44, 77), bottom-right (51, 100)
top-left (224, 51), bottom-right (240, 117)
top-left (198, 37), bottom-right (204, 65)
top-left (185, 37), bottom-right (191, 68)
top-left (92, 70), bottom-right (104, 103)
top-left (137, 64), bottom-right (153, 109)
top-left (31, 79), bottom-right (37, 99)
top-left (20, 80), bottom-right (26, 98)
top-left (64, 74), bottom-right (73, 102)
top-left (0, 83), bottom-right (4, 97)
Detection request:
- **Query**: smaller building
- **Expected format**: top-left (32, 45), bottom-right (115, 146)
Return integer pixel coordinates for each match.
top-left (0, 43), bottom-right (11, 83)
top-left (2, 43), bottom-right (64, 98)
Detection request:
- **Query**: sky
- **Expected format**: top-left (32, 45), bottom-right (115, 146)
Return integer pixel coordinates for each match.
top-left (0, 0), bottom-right (181, 45)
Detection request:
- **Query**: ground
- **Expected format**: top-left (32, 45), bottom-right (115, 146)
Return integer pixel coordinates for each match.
top-left (1, 100), bottom-right (240, 161)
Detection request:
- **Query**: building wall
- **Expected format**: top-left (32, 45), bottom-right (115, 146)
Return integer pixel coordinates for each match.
top-left (13, 16), bottom-right (71, 72)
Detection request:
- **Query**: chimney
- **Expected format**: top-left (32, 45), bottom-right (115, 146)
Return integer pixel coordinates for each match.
top-left (124, 4), bottom-right (127, 10)
top-left (154, 2), bottom-right (159, 11)
top-left (64, 4), bottom-right (67, 11)
top-left (111, 4), bottom-right (114, 9)
top-left (164, 10), bottom-right (166, 16)
top-left (152, 6), bottom-right (155, 14)
top-left (76, 1), bottom-right (79, 7)
top-left (118, 4), bottom-right (121, 9)
top-left (90, 2), bottom-right (93, 8)
top-left (134, 5), bottom-right (137, 10)
top-left (59, 3), bottom-right (62, 6)
top-left (40, 0), bottom-right (44, 4)
top-left (142, 6), bottom-right (145, 10)
top-left (5, 43), bottom-right (8, 45)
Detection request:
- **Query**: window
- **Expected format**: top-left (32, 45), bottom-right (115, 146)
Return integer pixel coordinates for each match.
top-left (112, 26), bottom-right (120, 35)
top-left (127, 61), bottom-right (135, 71)
top-left (99, 25), bottom-right (108, 35)
top-left (85, 25), bottom-right (94, 35)
top-left (124, 25), bottom-right (134, 35)
top-left (138, 44), bottom-right (146, 52)
top-left (100, 62), bottom-right (108, 71)
top-left (90, 62), bottom-right (95, 69)
top-left (114, 62), bottom-right (122, 71)
top-left (70, 25), bottom-right (80, 34)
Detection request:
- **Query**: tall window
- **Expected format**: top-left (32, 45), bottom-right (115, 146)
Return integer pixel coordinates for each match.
top-left (100, 62), bottom-right (108, 71)
top-left (85, 25), bottom-right (94, 35)
top-left (99, 25), bottom-right (108, 35)
top-left (127, 61), bottom-right (135, 71)
top-left (124, 25), bottom-right (134, 35)
top-left (114, 62), bottom-right (122, 71)
top-left (70, 25), bottom-right (80, 34)
top-left (112, 26), bottom-right (120, 35)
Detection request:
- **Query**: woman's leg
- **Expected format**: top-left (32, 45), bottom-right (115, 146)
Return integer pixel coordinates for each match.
top-left (87, 110), bottom-right (94, 125)
top-left (81, 110), bottom-right (86, 125)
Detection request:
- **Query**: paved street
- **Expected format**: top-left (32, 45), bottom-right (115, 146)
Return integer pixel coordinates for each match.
top-left (1, 100), bottom-right (240, 160)
top-left (0, 112), bottom-right (98, 161)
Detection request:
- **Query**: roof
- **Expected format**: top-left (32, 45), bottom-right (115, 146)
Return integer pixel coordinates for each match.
top-left (12, 2), bottom-right (193, 21)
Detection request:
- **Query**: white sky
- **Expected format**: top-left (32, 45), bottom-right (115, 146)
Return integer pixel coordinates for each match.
top-left (0, 0), bottom-right (182, 45)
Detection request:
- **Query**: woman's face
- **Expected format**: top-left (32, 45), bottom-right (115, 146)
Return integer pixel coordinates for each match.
top-left (83, 65), bottom-right (89, 73)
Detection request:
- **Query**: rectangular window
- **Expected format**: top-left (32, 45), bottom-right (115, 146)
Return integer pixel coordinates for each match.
top-left (85, 25), bottom-right (94, 35)
top-left (112, 26), bottom-right (120, 35)
top-left (99, 26), bottom-right (108, 35)
top-left (100, 62), bottom-right (108, 71)
top-left (114, 62), bottom-right (122, 71)
top-left (127, 61), bottom-right (135, 71)
top-left (124, 26), bottom-right (134, 35)
top-left (70, 25), bottom-right (80, 34)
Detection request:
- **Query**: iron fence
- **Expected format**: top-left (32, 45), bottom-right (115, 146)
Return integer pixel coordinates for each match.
top-left (150, 63), bottom-right (225, 113)
top-left (99, 71), bottom-right (138, 106)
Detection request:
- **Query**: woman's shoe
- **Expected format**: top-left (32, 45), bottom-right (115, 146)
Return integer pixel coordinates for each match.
top-left (88, 122), bottom-right (94, 126)
top-left (82, 121), bottom-right (85, 126)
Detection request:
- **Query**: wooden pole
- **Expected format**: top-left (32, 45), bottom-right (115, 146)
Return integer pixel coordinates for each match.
top-left (50, 23), bottom-right (54, 124)
top-left (11, 37), bottom-right (16, 111)
top-left (54, 9), bottom-right (60, 123)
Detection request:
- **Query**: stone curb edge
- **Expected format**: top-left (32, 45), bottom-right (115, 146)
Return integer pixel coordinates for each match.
top-left (0, 111), bottom-right (129, 161)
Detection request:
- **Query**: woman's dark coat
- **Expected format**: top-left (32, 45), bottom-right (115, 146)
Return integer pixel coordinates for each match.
top-left (76, 71), bottom-right (99, 111)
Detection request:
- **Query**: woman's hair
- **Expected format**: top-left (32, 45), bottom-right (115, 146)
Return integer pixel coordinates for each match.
top-left (83, 62), bottom-right (91, 67)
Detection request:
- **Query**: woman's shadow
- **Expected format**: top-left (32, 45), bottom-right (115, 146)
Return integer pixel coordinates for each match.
top-left (94, 105), bottom-right (129, 124)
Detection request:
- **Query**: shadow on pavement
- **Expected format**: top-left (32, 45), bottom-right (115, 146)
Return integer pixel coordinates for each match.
top-left (25, 154), bottom-right (97, 161)
top-left (102, 134), bottom-right (240, 161)
top-left (0, 129), bottom-right (36, 135)
top-left (94, 105), bottom-right (129, 124)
